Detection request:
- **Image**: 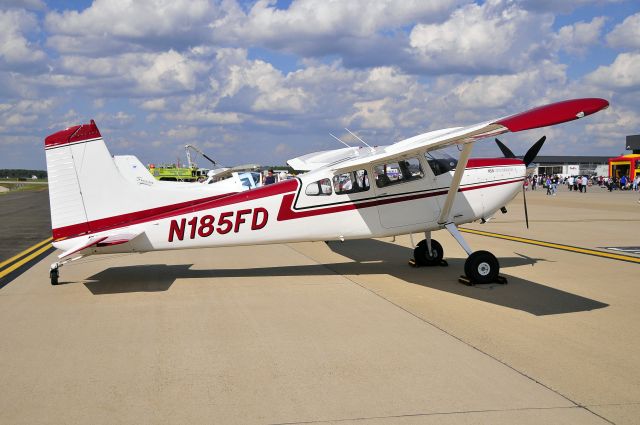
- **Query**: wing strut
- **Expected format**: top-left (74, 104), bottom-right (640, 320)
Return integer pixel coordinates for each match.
top-left (437, 143), bottom-right (474, 225)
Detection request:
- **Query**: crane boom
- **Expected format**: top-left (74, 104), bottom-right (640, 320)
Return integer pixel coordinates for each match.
top-left (185, 144), bottom-right (217, 168)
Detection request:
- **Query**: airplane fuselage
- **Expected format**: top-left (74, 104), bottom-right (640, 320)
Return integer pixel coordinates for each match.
top-left (52, 157), bottom-right (525, 255)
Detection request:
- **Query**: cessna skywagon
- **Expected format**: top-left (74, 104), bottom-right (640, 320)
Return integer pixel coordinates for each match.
top-left (44, 98), bottom-right (609, 285)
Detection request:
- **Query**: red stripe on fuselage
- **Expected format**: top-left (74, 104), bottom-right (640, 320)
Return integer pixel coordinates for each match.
top-left (467, 158), bottom-right (523, 168)
top-left (52, 179), bottom-right (299, 240)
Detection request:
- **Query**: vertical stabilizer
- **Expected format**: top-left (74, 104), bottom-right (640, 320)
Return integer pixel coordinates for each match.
top-left (45, 120), bottom-right (106, 239)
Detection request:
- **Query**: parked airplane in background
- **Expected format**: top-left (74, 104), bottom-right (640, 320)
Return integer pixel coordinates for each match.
top-left (44, 98), bottom-right (608, 285)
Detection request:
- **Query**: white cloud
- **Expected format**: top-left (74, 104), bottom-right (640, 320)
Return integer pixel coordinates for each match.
top-left (452, 61), bottom-right (567, 109)
top-left (55, 50), bottom-right (210, 95)
top-left (44, 0), bottom-right (218, 54)
top-left (606, 13), bottom-right (640, 51)
top-left (585, 53), bottom-right (640, 90)
top-left (554, 17), bottom-right (606, 55)
top-left (93, 111), bottom-right (135, 127)
top-left (0, 99), bottom-right (54, 134)
top-left (141, 98), bottom-right (167, 111)
top-left (213, 0), bottom-right (464, 45)
top-left (409, 1), bottom-right (553, 74)
top-left (165, 126), bottom-right (199, 139)
top-left (584, 106), bottom-right (640, 143)
top-left (0, 9), bottom-right (46, 68)
top-left (347, 99), bottom-right (394, 129)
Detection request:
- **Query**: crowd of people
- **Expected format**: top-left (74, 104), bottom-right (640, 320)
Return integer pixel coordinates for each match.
top-left (524, 174), bottom-right (640, 195)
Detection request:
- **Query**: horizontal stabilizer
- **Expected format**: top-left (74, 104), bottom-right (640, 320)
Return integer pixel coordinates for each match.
top-left (58, 230), bottom-right (143, 259)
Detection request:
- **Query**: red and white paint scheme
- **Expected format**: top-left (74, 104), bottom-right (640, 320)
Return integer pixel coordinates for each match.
top-left (44, 98), bottom-right (609, 285)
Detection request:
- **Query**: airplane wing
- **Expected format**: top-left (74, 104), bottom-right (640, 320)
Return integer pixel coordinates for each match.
top-left (314, 97), bottom-right (608, 226)
top-left (58, 229), bottom-right (144, 259)
top-left (289, 98), bottom-right (608, 173)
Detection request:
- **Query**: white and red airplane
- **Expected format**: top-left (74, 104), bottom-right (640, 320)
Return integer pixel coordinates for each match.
top-left (44, 98), bottom-right (609, 285)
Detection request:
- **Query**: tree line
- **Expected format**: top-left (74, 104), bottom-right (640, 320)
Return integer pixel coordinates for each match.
top-left (0, 169), bottom-right (47, 179)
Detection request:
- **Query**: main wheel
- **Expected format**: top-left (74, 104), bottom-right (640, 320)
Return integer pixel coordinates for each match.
top-left (464, 251), bottom-right (499, 284)
top-left (414, 239), bottom-right (444, 266)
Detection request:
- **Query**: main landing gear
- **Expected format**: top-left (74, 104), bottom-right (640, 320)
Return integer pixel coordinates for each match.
top-left (50, 263), bottom-right (59, 285)
top-left (49, 255), bottom-right (83, 286)
top-left (410, 224), bottom-right (505, 285)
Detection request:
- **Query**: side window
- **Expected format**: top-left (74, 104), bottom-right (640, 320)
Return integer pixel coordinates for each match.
top-left (374, 157), bottom-right (424, 188)
top-left (305, 178), bottom-right (332, 196)
top-left (333, 169), bottom-right (370, 195)
top-left (425, 151), bottom-right (458, 176)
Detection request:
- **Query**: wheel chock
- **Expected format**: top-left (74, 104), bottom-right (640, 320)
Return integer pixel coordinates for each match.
top-left (409, 258), bottom-right (449, 268)
top-left (458, 275), bottom-right (508, 286)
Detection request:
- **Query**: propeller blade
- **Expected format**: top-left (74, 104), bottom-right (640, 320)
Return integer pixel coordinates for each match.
top-left (495, 138), bottom-right (516, 158)
top-left (522, 183), bottom-right (529, 229)
top-left (523, 136), bottom-right (547, 166)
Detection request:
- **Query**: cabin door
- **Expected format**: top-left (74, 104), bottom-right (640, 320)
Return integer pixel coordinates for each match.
top-left (372, 157), bottom-right (441, 229)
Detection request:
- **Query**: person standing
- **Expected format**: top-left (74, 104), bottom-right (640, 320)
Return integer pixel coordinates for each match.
top-left (581, 175), bottom-right (588, 192)
top-left (546, 175), bottom-right (552, 195)
top-left (568, 175), bottom-right (574, 191)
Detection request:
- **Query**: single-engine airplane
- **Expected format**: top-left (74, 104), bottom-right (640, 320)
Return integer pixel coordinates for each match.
top-left (44, 98), bottom-right (608, 285)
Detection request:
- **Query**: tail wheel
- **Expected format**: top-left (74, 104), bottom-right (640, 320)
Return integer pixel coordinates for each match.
top-left (464, 250), bottom-right (499, 284)
top-left (414, 239), bottom-right (444, 266)
top-left (50, 268), bottom-right (59, 286)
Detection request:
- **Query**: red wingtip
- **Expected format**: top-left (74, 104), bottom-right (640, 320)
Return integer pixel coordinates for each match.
top-left (495, 98), bottom-right (609, 133)
top-left (44, 120), bottom-right (102, 148)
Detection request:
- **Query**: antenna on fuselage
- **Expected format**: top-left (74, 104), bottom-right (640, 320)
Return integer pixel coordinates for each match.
top-left (345, 128), bottom-right (374, 152)
top-left (329, 133), bottom-right (352, 149)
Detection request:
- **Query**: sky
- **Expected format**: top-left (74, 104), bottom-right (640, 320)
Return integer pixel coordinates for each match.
top-left (1, 0), bottom-right (639, 170)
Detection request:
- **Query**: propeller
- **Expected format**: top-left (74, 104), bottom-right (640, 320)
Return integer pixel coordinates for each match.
top-left (494, 136), bottom-right (546, 166)
top-left (522, 136), bottom-right (546, 166)
top-left (494, 136), bottom-right (547, 229)
top-left (495, 138), bottom-right (516, 159)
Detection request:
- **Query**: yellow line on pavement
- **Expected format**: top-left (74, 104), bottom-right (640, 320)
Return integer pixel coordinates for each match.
top-left (0, 237), bottom-right (52, 270)
top-left (0, 244), bottom-right (54, 279)
top-left (459, 227), bottom-right (640, 264)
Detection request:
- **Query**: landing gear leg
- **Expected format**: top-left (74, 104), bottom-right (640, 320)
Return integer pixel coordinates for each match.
top-left (412, 231), bottom-right (446, 267)
top-left (444, 223), bottom-right (504, 285)
top-left (48, 255), bottom-right (83, 286)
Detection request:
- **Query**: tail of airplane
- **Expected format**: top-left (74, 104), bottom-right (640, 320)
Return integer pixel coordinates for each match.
top-left (45, 120), bottom-right (117, 240)
top-left (45, 120), bottom-right (166, 242)
top-left (44, 120), bottom-right (237, 244)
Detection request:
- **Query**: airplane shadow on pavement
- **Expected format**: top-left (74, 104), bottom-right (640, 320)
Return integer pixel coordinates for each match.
top-left (84, 239), bottom-right (608, 316)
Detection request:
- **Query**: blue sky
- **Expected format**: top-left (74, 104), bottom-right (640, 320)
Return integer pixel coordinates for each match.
top-left (1, 0), bottom-right (639, 170)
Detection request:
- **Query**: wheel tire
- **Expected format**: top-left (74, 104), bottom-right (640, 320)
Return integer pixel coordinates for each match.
top-left (414, 239), bottom-right (444, 266)
top-left (464, 251), bottom-right (499, 284)
top-left (50, 269), bottom-right (59, 286)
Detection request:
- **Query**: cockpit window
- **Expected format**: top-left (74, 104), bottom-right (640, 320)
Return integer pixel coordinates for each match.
top-left (305, 178), bottom-right (332, 196)
top-left (333, 169), bottom-right (370, 195)
top-left (374, 157), bottom-right (424, 188)
top-left (425, 150), bottom-right (459, 176)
